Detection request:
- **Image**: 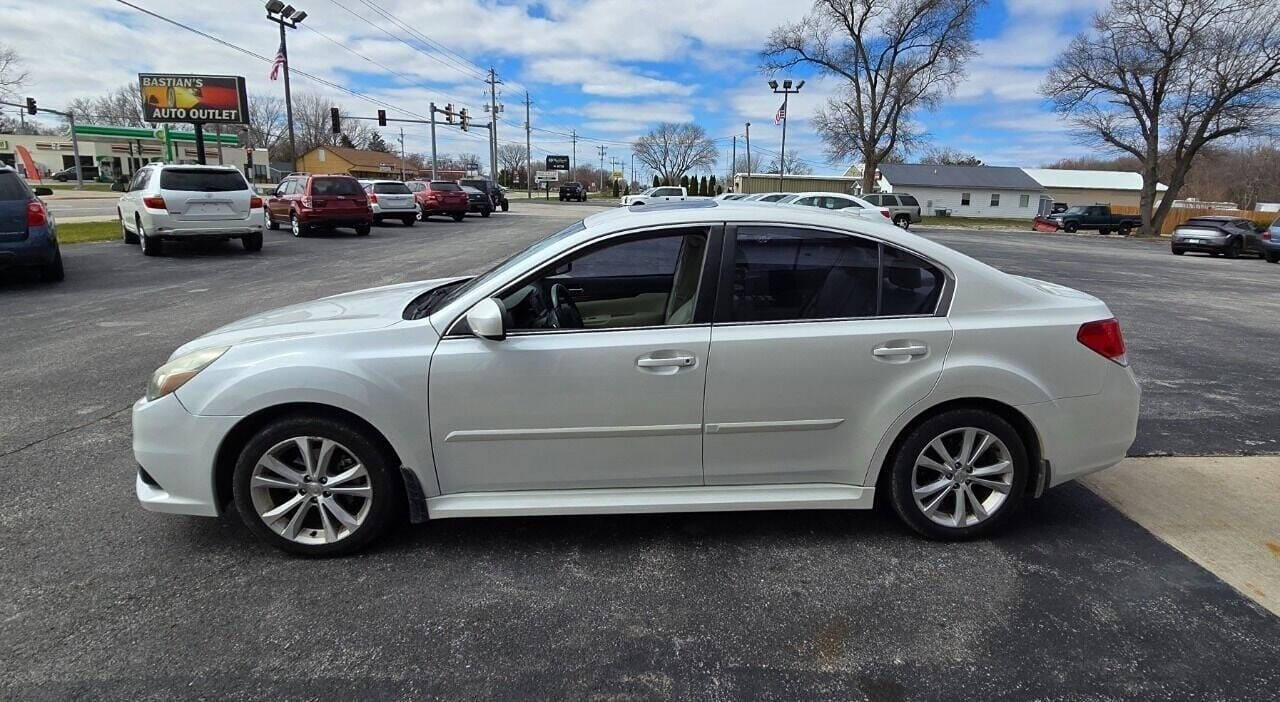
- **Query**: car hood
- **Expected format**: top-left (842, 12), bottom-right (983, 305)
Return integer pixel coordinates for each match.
top-left (171, 278), bottom-right (458, 357)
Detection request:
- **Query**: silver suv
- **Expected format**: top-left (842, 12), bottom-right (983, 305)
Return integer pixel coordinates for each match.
top-left (117, 163), bottom-right (263, 256)
top-left (863, 192), bottom-right (922, 229)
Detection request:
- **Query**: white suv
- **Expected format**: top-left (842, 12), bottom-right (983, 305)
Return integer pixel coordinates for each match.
top-left (359, 179), bottom-right (419, 226)
top-left (117, 164), bottom-right (264, 256)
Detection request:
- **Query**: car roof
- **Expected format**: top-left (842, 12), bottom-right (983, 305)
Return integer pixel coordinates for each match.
top-left (143, 163), bottom-right (239, 171)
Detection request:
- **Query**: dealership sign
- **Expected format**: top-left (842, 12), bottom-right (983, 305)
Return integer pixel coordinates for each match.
top-left (545, 155), bottom-right (570, 171)
top-left (138, 74), bottom-right (249, 125)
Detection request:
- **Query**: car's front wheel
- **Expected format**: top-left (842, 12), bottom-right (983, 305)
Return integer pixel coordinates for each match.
top-left (888, 409), bottom-right (1028, 540)
top-left (1224, 239), bottom-right (1242, 258)
top-left (232, 415), bottom-right (400, 556)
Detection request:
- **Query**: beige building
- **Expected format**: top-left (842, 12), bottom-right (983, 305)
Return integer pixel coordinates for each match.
top-left (1021, 168), bottom-right (1166, 209)
top-left (295, 146), bottom-right (425, 180)
top-left (733, 172), bottom-right (864, 195)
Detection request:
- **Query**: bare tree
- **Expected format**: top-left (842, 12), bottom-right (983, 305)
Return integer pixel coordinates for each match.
top-left (765, 152), bottom-right (814, 175)
top-left (66, 84), bottom-right (150, 127)
top-left (763, 0), bottom-right (983, 194)
top-left (632, 122), bottom-right (718, 185)
top-left (1042, 0), bottom-right (1280, 235)
top-left (0, 44), bottom-right (27, 99)
top-left (245, 93), bottom-right (286, 155)
top-left (918, 145), bottom-right (982, 165)
top-left (284, 92), bottom-right (375, 162)
top-left (498, 143), bottom-right (528, 175)
top-left (732, 153), bottom-right (763, 175)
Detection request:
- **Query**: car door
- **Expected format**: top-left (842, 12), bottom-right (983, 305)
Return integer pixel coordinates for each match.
top-left (428, 225), bottom-right (723, 494)
top-left (120, 170), bottom-right (147, 227)
top-left (702, 224), bottom-right (954, 487)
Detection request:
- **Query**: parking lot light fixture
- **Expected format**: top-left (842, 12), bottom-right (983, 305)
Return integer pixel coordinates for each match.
top-left (266, 1), bottom-right (307, 170)
top-left (769, 78), bottom-right (803, 190)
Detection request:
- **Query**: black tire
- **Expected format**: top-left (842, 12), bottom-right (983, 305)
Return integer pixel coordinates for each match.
top-left (451, 212), bottom-right (465, 222)
top-left (354, 223), bottom-right (371, 236)
top-left (290, 213), bottom-right (306, 238)
top-left (400, 216), bottom-right (414, 227)
top-left (231, 415), bottom-right (400, 557)
top-left (1062, 221), bottom-right (1078, 233)
top-left (1099, 228), bottom-right (1111, 235)
top-left (559, 195), bottom-right (565, 201)
top-left (893, 214), bottom-right (910, 229)
top-left (501, 201), bottom-right (509, 212)
top-left (120, 212), bottom-right (139, 244)
top-left (1225, 239), bottom-right (1242, 259)
top-left (481, 209), bottom-right (491, 218)
top-left (887, 408), bottom-right (1030, 541)
top-left (1267, 252), bottom-right (1279, 264)
top-left (267, 214), bottom-right (280, 230)
top-left (40, 247), bottom-right (65, 282)
top-left (242, 232), bottom-right (263, 252)
top-left (1117, 225), bottom-right (1131, 236)
top-left (138, 217), bottom-right (161, 256)
top-left (1172, 248), bottom-right (1185, 255)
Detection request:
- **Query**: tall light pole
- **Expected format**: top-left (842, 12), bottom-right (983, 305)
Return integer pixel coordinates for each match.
top-left (744, 122), bottom-right (751, 188)
top-left (768, 79), bottom-right (803, 191)
top-left (266, 1), bottom-right (306, 169)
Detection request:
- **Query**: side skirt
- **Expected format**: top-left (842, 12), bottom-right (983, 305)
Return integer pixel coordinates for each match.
top-left (425, 483), bottom-right (874, 520)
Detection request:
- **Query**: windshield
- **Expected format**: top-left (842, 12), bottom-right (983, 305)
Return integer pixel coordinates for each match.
top-left (160, 169), bottom-right (247, 192)
top-left (0, 172), bottom-right (30, 200)
top-left (428, 219), bottom-right (588, 315)
top-left (1062, 206), bottom-right (1088, 215)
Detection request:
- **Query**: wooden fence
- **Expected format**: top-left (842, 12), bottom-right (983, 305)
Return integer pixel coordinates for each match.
top-left (1110, 205), bottom-right (1275, 236)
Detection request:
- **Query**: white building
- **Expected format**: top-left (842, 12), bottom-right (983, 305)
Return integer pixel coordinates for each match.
top-left (877, 164), bottom-right (1047, 218)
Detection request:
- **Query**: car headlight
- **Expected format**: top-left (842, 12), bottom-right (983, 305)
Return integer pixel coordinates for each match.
top-left (147, 346), bottom-right (229, 401)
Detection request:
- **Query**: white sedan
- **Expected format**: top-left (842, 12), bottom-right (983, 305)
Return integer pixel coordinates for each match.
top-left (133, 201), bottom-right (1140, 555)
top-left (777, 191), bottom-right (891, 222)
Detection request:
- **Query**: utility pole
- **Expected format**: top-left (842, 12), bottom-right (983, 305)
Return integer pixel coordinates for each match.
top-left (597, 145), bottom-right (607, 192)
top-left (731, 135), bottom-right (737, 192)
top-left (486, 67), bottom-right (501, 180)
top-left (570, 129), bottom-right (578, 178)
top-left (769, 79), bottom-right (804, 190)
top-left (630, 153), bottom-right (635, 187)
top-left (745, 122), bottom-right (751, 186)
top-left (429, 101), bottom-right (438, 180)
top-left (398, 126), bottom-right (406, 181)
top-left (524, 91), bottom-right (532, 200)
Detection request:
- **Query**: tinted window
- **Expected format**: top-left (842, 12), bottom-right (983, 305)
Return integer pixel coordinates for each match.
top-left (793, 197), bottom-right (815, 207)
top-left (430, 182), bottom-right (462, 191)
top-left (731, 227), bottom-right (879, 322)
top-left (569, 236), bottom-right (683, 278)
top-left (373, 182), bottom-right (411, 194)
top-left (881, 195), bottom-right (900, 206)
top-left (311, 177), bottom-right (363, 196)
top-left (760, 194), bottom-right (788, 202)
top-left (863, 194), bottom-right (880, 205)
top-left (159, 169), bottom-right (247, 192)
top-left (0, 172), bottom-right (30, 200)
top-left (881, 247), bottom-right (943, 316)
top-left (898, 195), bottom-right (919, 207)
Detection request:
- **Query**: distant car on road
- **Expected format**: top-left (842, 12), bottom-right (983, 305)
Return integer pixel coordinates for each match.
top-left (359, 179), bottom-right (419, 227)
top-left (620, 186), bottom-right (702, 206)
top-left (407, 181), bottom-right (468, 221)
top-left (118, 163), bottom-right (265, 255)
top-left (559, 181), bottom-right (587, 202)
top-left (51, 165), bottom-right (101, 182)
top-left (0, 166), bottom-right (61, 281)
top-left (1036, 205), bottom-right (1141, 235)
top-left (778, 191), bottom-right (892, 223)
top-left (266, 173), bottom-right (372, 238)
top-left (133, 200), bottom-right (1139, 555)
top-left (460, 179), bottom-right (507, 212)
top-left (461, 185), bottom-right (493, 217)
top-left (1170, 216), bottom-right (1270, 259)
top-left (862, 192), bottom-right (923, 229)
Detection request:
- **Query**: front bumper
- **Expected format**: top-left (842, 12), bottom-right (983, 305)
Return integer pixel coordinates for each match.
top-left (133, 393), bottom-right (241, 517)
top-left (1019, 361), bottom-right (1141, 487)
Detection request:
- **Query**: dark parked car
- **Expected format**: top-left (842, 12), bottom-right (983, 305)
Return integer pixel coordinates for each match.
top-left (1036, 205), bottom-right (1140, 235)
top-left (1264, 215), bottom-right (1279, 263)
top-left (459, 179), bottom-right (508, 212)
top-left (1171, 216), bottom-right (1270, 259)
top-left (559, 181), bottom-right (586, 202)
top-left (461, 185), bottom-right (493, 217)
top-left (407, 181), bottom-right (468, 221)
top-left (265, 173), bottom-right (373, 236)
top-left (51, 165), bottom-right (100, 182)
top-left (0, 166), bottom-right (62, 281)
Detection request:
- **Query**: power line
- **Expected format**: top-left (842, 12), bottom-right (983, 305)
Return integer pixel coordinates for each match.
top-left (355, 0), bottom-right (493, 83)
top-left (297, 23), bottom-right (473, 108)
top-left (325, 0), bottom-right (488, 83)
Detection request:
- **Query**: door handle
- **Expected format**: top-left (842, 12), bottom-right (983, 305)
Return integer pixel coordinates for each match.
top-left (637, 355), bottom-right (695, 368)
top-left (872, 344), bottom-right (928, 357)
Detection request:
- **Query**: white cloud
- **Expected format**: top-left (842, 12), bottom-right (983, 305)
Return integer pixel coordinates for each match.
top-left (524, 58), bottom-right (695, 98)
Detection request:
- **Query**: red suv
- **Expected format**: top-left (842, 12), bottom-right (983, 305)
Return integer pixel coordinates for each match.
top-left (266, 174), bottom-right (373, 236)
top-left (406, 181), bottom-right (468, 221)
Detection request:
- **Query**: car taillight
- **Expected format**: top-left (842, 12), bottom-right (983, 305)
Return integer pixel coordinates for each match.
top-left (249, 196), bottom-right (263, 209)
top-left (26, 201), bottom-right (47, 227)
top-left (142, 196), bottom-right (167, 210)
top-left (1264, 231), bottom-right (1272, 241)
top-left (880, 208), bottom-right (891, 218)
top-left (1078, 318), bottom-right (1127, 366)
top-left (368, 193), bottom-right (378, 203)
top-left (301, 196), bottom-right (313, 208)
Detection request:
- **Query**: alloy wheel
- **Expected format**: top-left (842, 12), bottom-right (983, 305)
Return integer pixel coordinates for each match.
top-left (911, 427), bottom-right (1013, 528)
top-left (249, 436), bottom-right (373, 545)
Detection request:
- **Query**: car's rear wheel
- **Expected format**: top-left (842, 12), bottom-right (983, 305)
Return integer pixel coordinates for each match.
top-left (402, 215), bottom-right (416, 227)
top-left (40, 247), bottom-right (65, 282)
top-left (354, 223), bottom-right (371, 236)
top-left (501, 201), bottom-right (509, 212)
top-left (232, 416), bottom-right (399, 556)
top-left (138, 217), bottom-right (161, 256)
top-left (120, 212), bottom-right (139, 244)
top-left (451, 213), bottom-right (464, 222)
top-left (1172, 248), bottom-right (1185, 255)
top-left (242, 232), bottom-right (263, 252)
top-left (267, 213), bottom-right (279, 230)
top-left (481, 209), bottom-right (491, 218)
top-left (893, 214), bottom-right (910, 229)
top-left (291, 213), bottom-right (306, 238)
top-left (1225, 239), bottom-right (1242, 258)
top-left (1117, 224), bottom-right (1132, 236)
top-left (1267, 252), bottom-right (1279, 263)
top-left (888, 409), bottom-right (1029, 540)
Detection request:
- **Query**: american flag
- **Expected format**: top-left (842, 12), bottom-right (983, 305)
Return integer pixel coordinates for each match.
top-left (269, 40), bottom-right (286, 81)
top-left (774, 100), bottom-right (786, 125)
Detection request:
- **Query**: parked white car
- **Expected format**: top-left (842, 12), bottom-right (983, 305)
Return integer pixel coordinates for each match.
top-left (620, 186), bottom-right (699, 206)
top-left (133, 201), bottom-right (1139, 555)
top-left (742, 192), bottom-right (792, 202)
top-left (359, 179), bottom-right (419, 226)
top-left (778, 191), bottom-right (893, 223)
top-left (117, 164), bottom-right (264, 256)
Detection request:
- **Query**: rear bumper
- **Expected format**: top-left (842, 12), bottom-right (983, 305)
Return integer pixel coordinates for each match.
top-left (297, 211), bottom-right (373, 225)
top-left (1171, 239), bottom-right (1229, 252)
top-left (0, 226), bottom-right (58, 267)
top-left (150, 212), bottom-right (264, 239)
top-left (1020, 362), bottom-right (1141, 487)
top-left (423, 202), bottom-right (468, 215)
top-left (132, 394), bottom-right (241, 517)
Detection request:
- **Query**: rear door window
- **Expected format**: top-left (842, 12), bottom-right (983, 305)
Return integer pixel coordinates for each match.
top-left (730, 227), bottom-right (880, 322)
top-left (159, 169), bottom-right (247, 192)
top-left (311, 177), bottom-right (364, 196)
top-left (881, 247), bottom-right (944, 316)
top-left (898, 195), bottom-right (920, 207)
top-left (0, 172), bottom-right (30, 200)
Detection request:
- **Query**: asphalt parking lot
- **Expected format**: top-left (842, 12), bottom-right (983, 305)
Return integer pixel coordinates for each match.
top-left (2, 206), bottom-right (1278, 698)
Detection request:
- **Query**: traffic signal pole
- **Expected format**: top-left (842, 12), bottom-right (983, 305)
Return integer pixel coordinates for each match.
top-left (3, 99), bottom-right (84, 189)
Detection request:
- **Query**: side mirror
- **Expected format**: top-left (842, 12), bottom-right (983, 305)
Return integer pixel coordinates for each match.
top-left (111, 181), bottom-right (127, 192)
top-left (33, 186), bottom-right (53, 197)
top-left (466, 298), bottom-right (506, 340)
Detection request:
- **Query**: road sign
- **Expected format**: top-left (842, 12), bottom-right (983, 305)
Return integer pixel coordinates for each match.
top-left (535, 171), bottom-right (558, 183)
top-left (611, 171), bottom-right (623, 179)
top-left (546, 155), bottom-right (570, 171)
top-left (138, 74), bottom-right (249, 125)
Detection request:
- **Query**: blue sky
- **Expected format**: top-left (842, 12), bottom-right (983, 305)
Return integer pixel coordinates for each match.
top-left (8, 0), bottom-right (1109, 177)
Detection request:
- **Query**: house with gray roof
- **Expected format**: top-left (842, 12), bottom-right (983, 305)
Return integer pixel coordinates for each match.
top-left (877, 164), bottom-right (1047, 219)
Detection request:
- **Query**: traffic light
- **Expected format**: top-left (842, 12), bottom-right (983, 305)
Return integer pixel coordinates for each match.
top-left (459, 108), bottom-right (468, 132)
top-left (444, 104), bottom-right (453, 124)
top-left (25, 97), bottom-right (36, 115)
top-left (329, 107), bottom-right (340, 134)
top-left (377, 109), bottom-right (386, 127)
